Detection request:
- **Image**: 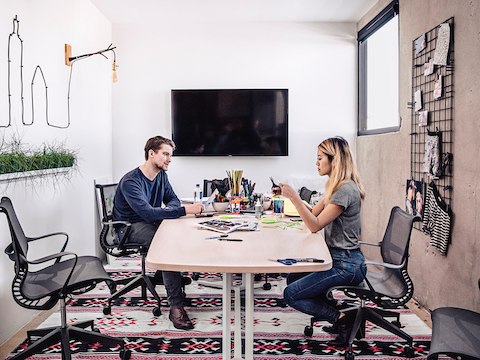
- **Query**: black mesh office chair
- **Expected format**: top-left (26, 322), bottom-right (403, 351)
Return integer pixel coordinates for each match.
top-left (1, 196), bottom-right (130, 360)
top-left (299, 186), bottom-right (317, 204)
top-left (427, 277), bottom-right (480, 360)
top-left (96, 183), bottom-right (163, 316)
top-left (304, 206), bottom-right (418, 360)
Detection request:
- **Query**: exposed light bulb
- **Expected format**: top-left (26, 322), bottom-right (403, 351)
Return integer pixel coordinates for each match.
top-left (112, 61), bottom-right (118, 83)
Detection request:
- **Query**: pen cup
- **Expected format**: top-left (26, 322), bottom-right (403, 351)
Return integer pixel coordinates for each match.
top-left (273, 197), bottom-right (284, 217)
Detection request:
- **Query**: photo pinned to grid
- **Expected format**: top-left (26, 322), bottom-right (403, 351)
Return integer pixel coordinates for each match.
top-left (414, 89), bottom-right (423, 111)
top-left (418, 110), bottom-right (428, 127)
top-left (424, 58), bottom-right (434, 76)
top-left (433, 74), bottom-right (443, 99)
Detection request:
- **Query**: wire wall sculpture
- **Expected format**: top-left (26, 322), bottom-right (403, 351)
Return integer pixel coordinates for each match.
top-left (6, 15), bottom-right (25, 127)
top-left (3, 15), bottom-right (117, 129)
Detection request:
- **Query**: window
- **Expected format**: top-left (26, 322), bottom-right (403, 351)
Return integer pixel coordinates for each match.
top-left (358, 0), bottom-right (399, 135)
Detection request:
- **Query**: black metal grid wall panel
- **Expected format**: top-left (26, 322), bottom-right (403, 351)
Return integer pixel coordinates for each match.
top-left (410, 17), bottom-right (454, 230)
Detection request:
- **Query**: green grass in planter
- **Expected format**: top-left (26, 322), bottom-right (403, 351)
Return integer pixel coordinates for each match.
top-left (0, 151), bottom-right (76, 175)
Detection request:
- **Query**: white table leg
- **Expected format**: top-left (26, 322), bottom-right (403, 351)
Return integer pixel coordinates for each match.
top-left (233, 283), bottom-right (242, 359)
top-left (245, 273), bottom-right (254, 360)
top-left (222, 273), bottom-right (232, 359)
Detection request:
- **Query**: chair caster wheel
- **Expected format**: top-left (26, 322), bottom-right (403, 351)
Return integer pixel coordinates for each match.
top-left (345, 350), bottom-right (355, 360)
top-left (192, 273), bottom-right (200, 280)
top-left (103, 307), bottom-right (112, 315)
top-left (182, 277), bottom-right (192, 286)
top-left (120, 349), bottom-right (132, 359)
top-left (404, 346), bottom-right (415, 358)
top-left (304, 325), bottom-right (313, 337)
top-left (263, 282), bottom-right (272, 290)
top-left (152, 307), bottom-right (161, 317)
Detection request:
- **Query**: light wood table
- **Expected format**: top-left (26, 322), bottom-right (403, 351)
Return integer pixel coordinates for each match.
top-left (146, 215), bottom-right (332, 360)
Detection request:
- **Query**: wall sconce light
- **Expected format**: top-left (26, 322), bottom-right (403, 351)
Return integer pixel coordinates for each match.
top-left (65, 43), bottom-right (118, 83)
top-left (112, 59), bottom-right (118, 83)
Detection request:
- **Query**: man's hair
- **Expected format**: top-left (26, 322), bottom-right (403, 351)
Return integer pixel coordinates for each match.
top-left (318, 136), bottom-right (365, 202)
top-left (144, 136), bottom-right (176, 160)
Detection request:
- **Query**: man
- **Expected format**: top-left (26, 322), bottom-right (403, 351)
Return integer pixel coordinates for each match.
top-left (113, 135), bottom-right (204, 330)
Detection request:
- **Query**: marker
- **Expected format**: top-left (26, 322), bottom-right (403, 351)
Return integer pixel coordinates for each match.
top-left (205, 234), bottom-right (228, 239)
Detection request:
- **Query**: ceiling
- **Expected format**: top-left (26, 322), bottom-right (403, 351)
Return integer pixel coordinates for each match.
top-left (90, 0), bottom-right (378, 25)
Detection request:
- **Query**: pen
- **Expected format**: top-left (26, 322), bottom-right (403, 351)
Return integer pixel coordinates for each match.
top-left (219, 238), bottom-right (243, 242)
top-left (205, 234), bottom-right (228, 239)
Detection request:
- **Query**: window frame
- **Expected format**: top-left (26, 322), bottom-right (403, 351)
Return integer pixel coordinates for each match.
top-left (357, 0), bottom-right (400, 136)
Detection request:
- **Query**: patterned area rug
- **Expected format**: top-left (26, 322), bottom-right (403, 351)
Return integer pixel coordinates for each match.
top-left (9, 257), bottom-right (431, 359)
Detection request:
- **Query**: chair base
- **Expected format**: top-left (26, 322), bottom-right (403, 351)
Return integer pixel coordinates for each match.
top-left (26, 319), bottom-right (94, 339)
top-left (10, 324), bottom-right (126, 360)
top-left (343, 306), bottom-right (414, 359)
top-left (104, 272), bottom-right (162, 316)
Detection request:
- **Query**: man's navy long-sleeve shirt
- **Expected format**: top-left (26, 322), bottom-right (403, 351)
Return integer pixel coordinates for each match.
top-left (113, 168), bottom-right (186, 223)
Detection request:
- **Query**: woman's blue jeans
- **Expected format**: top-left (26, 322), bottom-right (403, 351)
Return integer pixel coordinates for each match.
top-left (283, 248), bottom-right (366, 324)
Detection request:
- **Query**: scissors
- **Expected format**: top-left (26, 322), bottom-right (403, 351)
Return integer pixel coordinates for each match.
top-left (275, 258), bottom-right (325, 265)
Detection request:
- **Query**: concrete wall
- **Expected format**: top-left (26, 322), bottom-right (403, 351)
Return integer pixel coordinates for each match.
top-left (357, 0), bottom-right (480, 312)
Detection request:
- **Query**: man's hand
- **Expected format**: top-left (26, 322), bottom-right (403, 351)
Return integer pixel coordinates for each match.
top-left (184, 203), bottom-right (204, 215)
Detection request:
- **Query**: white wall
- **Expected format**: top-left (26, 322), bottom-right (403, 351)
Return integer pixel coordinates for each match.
top-left (0, 0), bottom-right (113, 344)
top-left (111, 21), bottom-right (358, 195)
top-left (0, 4), bottom-right (360, 346)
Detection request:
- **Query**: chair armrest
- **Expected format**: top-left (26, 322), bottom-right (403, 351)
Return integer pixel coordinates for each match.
top-left (27, 232), bottom-right (69, 260)
top-left (28, 251), bottom-right (77, 265)
top-left (102, 220), bottom-right (132, 248)
top-left (104, 220), bottom-right (131, 227)
top-left (359, 241), bottom-right (381, 247)
top-left (365, 259), bottom-right (406, 270)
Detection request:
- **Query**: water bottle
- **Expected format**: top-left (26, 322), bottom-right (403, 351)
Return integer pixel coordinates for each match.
top-left (255, 199), bottom-right (263, 219)
top-left (193, 184), bottom-right (202, 204)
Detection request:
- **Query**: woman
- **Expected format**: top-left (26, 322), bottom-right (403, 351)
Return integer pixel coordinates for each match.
top-left (280, 137), bottom-right (366, 346)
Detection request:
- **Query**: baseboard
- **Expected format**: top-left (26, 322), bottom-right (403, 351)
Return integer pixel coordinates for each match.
top-left (0, 306), bottom-right (58, 359)
top-left (406, 298), bottom-right (432, 328)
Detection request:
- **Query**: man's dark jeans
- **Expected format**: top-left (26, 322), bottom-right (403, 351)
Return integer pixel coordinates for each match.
top-left (129, 221), bottom-right (184, 307)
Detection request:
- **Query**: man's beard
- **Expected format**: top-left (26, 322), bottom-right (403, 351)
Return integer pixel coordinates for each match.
top-left (156, 162), bottom-right (168, 171)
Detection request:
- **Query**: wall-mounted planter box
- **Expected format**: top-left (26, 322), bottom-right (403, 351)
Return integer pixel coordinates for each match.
top-left (0, 167), bottom-right (72, 183)
top-left (0, 137), bottom-right (78, 185)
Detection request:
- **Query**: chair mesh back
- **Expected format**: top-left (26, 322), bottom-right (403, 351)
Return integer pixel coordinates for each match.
top-left (1, 197), bottom-right (59, 310)
top-left (96, 183), bottom-right (136, 256)
top-left (97, 183), bottom-right (117, 222)
top-left (299, 187), bottom-right (317, 203)
top-left (381, 207), bottom-right (416, 266)
top-left (1, 197), bottom-right (29, 271)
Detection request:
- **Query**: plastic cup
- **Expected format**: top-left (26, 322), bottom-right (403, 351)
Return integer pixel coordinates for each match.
top-left (273, 198), bottom-right (284, 217)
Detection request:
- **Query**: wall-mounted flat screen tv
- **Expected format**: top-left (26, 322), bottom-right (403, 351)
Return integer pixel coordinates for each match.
top-left (171, 89), bottom-right (288, 156)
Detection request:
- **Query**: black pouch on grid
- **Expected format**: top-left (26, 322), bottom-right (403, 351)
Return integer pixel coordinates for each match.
top-left (422, 181), bottom-right (452, 255)
top-left (422, 129), bottom-right (443, 179)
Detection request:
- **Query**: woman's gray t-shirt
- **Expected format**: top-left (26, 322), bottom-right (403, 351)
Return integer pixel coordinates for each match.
top-left (324, 179), bottom-right (361, 250)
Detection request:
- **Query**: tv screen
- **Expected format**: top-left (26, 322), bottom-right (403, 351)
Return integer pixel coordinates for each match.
top-left (171, 89), bottom-right (288, 156)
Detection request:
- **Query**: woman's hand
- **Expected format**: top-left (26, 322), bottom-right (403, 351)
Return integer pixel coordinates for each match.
top-left (279, 183), bottom-right (301, 202)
